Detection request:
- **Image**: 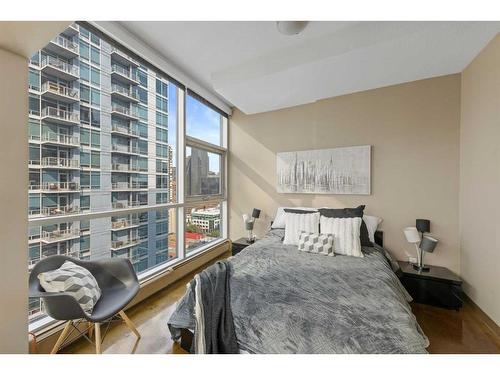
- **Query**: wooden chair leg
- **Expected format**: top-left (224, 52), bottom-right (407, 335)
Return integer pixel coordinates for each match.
top-left (95, 323), bottom-right (102, 354)
top-left (118, 310), bottom-right (141, 339)
top-left (51, 321), bottom-right (72, 354)
top-left (88, 322), bottom-right (94, 339)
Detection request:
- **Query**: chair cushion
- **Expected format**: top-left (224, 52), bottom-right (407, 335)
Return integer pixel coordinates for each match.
top-left (38, 261), bottom-right (101, 314)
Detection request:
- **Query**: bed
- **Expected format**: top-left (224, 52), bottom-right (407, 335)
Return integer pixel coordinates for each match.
top-left (168, 228), bottom-right (429, 354)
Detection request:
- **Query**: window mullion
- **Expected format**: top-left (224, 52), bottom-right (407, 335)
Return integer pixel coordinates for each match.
top-left (177, 85), bottom-right (186, 260)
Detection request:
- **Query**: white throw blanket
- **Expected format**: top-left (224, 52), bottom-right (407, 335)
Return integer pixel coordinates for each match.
top-left (193, 275), bottom-right (206, 353)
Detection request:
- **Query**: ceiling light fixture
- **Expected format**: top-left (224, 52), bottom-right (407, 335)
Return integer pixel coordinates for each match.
top-left (276, 21), bottom-right (308, 36)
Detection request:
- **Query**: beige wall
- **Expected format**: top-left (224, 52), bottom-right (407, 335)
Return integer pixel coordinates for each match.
top-left (0, 47), bottom-right (29, 353)
top-left (229, 74), bottom-right (461, 273)
top-left (460, 34), bottom-right (500, 325)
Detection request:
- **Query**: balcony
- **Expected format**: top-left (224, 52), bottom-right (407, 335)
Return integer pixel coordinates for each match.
top-left (41, 82), bottom-right (79, 103)
top-left (45, 35), bottom-right (79, 58)
top-left (41, 133), bottom-right (79, 147)
top-left (112, 201), bottom-right (146, 210)
top-left (40, 56), bottom-right (79, 81)
top-left (130, 253), bottom-right (149, 264)
top-left (111, 84), bottom-right (139, 103)
top-left (111, 64), bottom-right (139, 85)
top-left (28, 251), bottom-right (80, 270)
top-left (29, 109), bottom-right (40, 118)
top-left (111, 124), bottom-right (139, 138)
top-left (41, 228), bottom-right (80, 244)
top-left (39, 181), bottom-right (80, 193)
top-left (62, 23), bottom-right (79, 37)
top-left (111, 144), bottom-right (140, 155)
top-left (41, 107), bottom-right (80, 126)
top-left (39, 205), bottom-right (80, 217)
top-left (41, 157), bottom-right (80, 169)
top-left (111, 237), bottom-right (141, 250)
top-left (110, 47), bottom-right (139, 68)
top-left (111, 181), bottom-right (148, 191)
top-left (111, 104), bottom-right (139, 121)
top-left (111, 163), bottom-right (140, 173)
top-left (111, 218), bottom-right (140, 231)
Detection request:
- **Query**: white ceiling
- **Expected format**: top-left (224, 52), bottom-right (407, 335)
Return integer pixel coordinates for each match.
top-left (120, 21), bottom-right (500, 114)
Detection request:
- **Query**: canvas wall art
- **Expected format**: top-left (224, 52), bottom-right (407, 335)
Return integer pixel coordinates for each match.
top-left (276, 145), bottom-right (371, 195)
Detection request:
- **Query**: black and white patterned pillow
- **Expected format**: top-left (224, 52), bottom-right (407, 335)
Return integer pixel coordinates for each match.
top-left (38, 261), bottom-right (102, 314)
top-left (298, 232), bottom-right (334, 256)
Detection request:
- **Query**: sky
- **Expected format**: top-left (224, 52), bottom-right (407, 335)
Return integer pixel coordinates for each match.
top-left (186, 95), bottom-right (221, 147)
top-left (167, 86), bottom-right (222, 173)
top-left (185, 94), bottom-right (221, 173)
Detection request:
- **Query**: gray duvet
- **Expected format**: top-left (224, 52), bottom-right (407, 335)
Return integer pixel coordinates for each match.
top-left (169, 229), bottom-right (429, 353)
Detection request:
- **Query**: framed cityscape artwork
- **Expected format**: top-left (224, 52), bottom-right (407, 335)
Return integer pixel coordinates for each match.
top-left (276, 145), bottom-right (371, 195)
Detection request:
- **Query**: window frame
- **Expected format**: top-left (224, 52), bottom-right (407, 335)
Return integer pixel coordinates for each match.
top-left (27, 22), bottom-right (229, 333)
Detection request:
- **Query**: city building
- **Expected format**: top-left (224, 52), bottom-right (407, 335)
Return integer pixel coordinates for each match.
top-left (186, 147), bottom-right (220, 196)
top-left (27, 23), bottom-right (177, 318)
top-left (187, 206), bottom-right (221, 235)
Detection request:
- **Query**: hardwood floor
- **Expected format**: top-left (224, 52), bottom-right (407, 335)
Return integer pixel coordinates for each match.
top-left (60, 255), bottom-right (223, 354)
top-left (62, 256), bottom-right (499, 354)
top-left (411, 301), bottom-right (500, 353)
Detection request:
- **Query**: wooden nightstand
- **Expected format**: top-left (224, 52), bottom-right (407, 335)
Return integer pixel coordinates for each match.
top-left (231, 237), bottom-right (257, 256)
top-left (398, 261), bottom-right (463, 310)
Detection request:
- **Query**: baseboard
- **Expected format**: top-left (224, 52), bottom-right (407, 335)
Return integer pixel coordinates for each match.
top-left (30, 240), bottom-right (231, 354)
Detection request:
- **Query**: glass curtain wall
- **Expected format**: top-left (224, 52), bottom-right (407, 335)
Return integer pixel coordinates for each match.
top-left (27, 22), bottom-right (228, 328)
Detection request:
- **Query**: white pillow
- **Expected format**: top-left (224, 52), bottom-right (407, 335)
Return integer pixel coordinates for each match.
top-left (320, 216), bottom-right (363, 257)
top-left (363, 215), bottom-right (383, 243)
top-left (283, 212), bottom-right (320, 245)
top-left (271, 207), bottom-right (317, 229)
top-left (298, 232), bottom-right (334, 256)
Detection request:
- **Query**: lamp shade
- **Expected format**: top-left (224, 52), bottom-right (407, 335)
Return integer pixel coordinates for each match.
top-left (404, 227), bottom-right (420, 243)
top-left (416, 219), bottom-right (430, 233)
top-left (420, 236), bottom-right (438, 253)
top-left (245, 221), bottom-right (255, 231)
top-left (252, 208), bottom-right (261, 219)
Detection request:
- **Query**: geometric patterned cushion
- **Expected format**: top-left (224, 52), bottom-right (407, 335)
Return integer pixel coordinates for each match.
top-left (38, 261), bottom-right (102, 314)
top-left (298, 231), bottom-right (334, 256)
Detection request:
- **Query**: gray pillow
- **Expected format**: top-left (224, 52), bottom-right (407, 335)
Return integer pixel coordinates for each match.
top-left (38, 261), bottom-right (102, 314)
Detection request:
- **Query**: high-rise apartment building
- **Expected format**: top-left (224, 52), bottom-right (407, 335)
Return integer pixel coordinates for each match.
top-left (27, 23), bottom-right (178, 319)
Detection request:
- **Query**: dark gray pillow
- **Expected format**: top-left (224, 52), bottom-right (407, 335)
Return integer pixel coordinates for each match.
top-left (318, 205), bottom-right (371, 247)
top-left (283, 208), bottom-right (317, 214)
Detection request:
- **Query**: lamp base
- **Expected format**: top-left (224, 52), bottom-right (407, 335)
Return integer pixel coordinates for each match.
top-left (413, 264), bottom-right (430, 272)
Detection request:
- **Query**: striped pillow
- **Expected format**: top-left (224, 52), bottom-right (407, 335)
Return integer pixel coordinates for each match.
top-left (38, 261), bottom-right (102, 314)
top-left (283, 211), bottom-right (320, 246)
top-left (298, 232), bottom-right (334, 256)
top-left (320, 216), bottom-right (363, 257)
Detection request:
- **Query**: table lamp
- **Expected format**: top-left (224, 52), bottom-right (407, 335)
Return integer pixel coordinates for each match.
top-left (416, 219), bottom-right (430, 240)
top-left (242, 208), bottom-right (261, 243)
top-left (404, 222), bottom-right (438, 272)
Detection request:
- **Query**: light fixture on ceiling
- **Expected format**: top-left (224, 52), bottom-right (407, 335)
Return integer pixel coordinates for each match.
top-left (276, 21), bottom-right (308, 36)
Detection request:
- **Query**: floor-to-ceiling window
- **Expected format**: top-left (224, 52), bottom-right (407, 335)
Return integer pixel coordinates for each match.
top-left (185, 92), bottom-right (227, 252)
top-left (27, 22), bottom-right (228, 329)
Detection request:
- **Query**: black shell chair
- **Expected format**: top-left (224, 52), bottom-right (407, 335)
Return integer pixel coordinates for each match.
top-left (29, 255), bottom-right (141, 353)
